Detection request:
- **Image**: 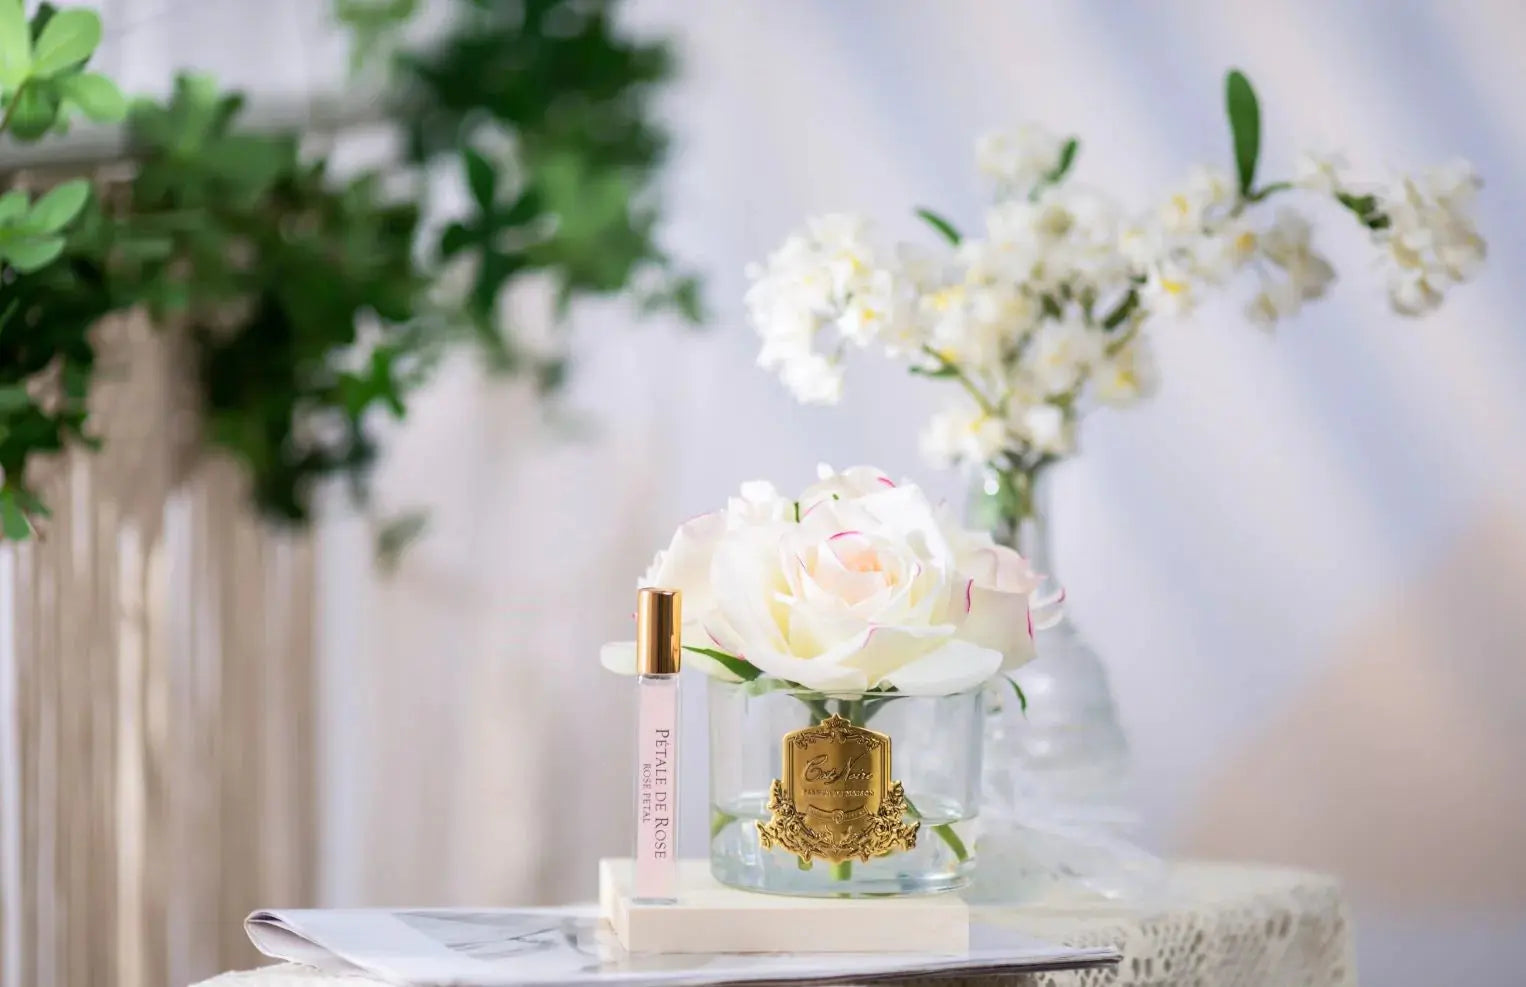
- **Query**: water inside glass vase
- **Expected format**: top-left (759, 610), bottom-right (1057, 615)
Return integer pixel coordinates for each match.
top-left (969, 469), bottom-right (1163, 901)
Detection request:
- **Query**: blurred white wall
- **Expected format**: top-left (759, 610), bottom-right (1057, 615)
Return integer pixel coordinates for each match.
top-left (92, 1), bottom-right (1526, 984)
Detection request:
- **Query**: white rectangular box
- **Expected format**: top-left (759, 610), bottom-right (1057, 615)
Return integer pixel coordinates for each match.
top-left (598, 858), bottom-right (969, 954)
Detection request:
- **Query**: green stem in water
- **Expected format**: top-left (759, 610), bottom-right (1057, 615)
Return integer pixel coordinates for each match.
top-left (710, 809), bottom-right (736, 840)
top-left (904, 794), bottom-right (969, 863)
top-left (830, 859), bottom-right (853, 881)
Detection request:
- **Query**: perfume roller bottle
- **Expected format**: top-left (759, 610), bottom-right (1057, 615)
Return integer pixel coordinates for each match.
top-left (633, 587), bottom-right (681, 903)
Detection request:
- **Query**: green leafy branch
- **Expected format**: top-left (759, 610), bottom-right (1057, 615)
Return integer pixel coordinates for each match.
top-left (5, 0), bottom-right (706, 541)
top-left (381, 0), bottom-right (704, 387)
top-left (0, 0), bottom-right (126, 539)
top-left (895, 68), bottom-right (1425, 533)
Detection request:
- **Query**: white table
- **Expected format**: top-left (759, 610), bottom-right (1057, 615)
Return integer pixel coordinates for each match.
top-left (195, 862), bottom-right (1355, 987)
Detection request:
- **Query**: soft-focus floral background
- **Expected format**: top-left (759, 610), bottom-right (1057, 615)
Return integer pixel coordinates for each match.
top-left (12, 1), bottom-right (1526, 985)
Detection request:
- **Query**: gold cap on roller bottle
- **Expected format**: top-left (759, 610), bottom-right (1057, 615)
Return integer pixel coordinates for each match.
top-left (637, 587), bottom-right (682, 675)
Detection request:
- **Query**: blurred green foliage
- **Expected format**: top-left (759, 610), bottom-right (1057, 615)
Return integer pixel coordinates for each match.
top-left (2, 0), bottom-right (700, 539)
top-left (374, 0), bottom-right (703, 382)
top-left (118, 75), bottom-right (425, 520)
top-left (0, 0), bottom-right (125, 538)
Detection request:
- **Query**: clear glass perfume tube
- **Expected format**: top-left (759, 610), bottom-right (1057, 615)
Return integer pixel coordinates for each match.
top-left (633, 588), bottom-right (681, 904)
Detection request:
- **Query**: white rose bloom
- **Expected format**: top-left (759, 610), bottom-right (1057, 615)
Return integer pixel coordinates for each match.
top-left (800, 463), bottom-right (898, 509)
top-left (933, 502), bottom-right (1043, 656)
top-left (704, 486), bottom-right (1022, 693)
top-left (727, 480), bottom-right (794, 525)
top-left (605, 474), bottom-right (1041, 694)
top-left (610, 510), bottom-right (739, 681)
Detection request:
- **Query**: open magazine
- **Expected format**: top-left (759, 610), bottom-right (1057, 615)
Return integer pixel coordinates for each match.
top-left (245, 906), bottom-right (1118, 986)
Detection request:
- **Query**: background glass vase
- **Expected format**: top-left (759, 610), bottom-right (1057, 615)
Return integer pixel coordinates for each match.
top-left (968, 469), bottom-right (1163, 901)
top-left (707, 678), bottom-right (983, 897)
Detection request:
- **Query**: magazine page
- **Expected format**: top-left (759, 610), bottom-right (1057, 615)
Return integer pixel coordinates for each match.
top-left (245, 906), bottom-right (1118, 987)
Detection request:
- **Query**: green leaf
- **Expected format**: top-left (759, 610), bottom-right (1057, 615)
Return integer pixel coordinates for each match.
top-left (682, 645), bottom-right (760, 681)
top-left (1005, 674), bottom-right (1028, 714)
top-left (375, 509), bottom-right (428, 570)
top-left (914, 207), bottom-right (962, 245)
top-left (1, 234), bottom-right (64, 271)
top-left (0, 489), bottom-right (32, 540)
top-left (1043, 138), bottom-right (1080, 185)
top-left (10, 485), bottom-right (49, 517)
top-left (28, 3), bottom-right (57, 41)
top-left (30, 8), bottom-right (100, 77)
top-left (0, 188), bottom-right (27, 223)
top-left (1336, 191), bottom-right (1374, 214)
top-left (462, 146), bottom-right (496, 207)
top-left (1101, 287), bottom-right (1140, 330)
top-left (26, 179), bottom-right (88, 232)
top-left (1335, 191), bottom-right (1390, 231)
top-left (909, 364), bottom-right (959, 378)
top-left (0, 384), bottom-right (31, 412)
top-left (5, 80), bottom-right (58, 139)
top-left (0, 0), bottom-right (30, 89)
top-left (438, 221), bottom-right (473, 257)
top-left (1225, 69), bottom-right (1260, 196)
top-left (56, 71), bottom-right (124, 121)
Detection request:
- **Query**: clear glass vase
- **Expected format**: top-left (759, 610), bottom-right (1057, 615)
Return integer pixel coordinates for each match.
top-left (968, 470), bottom-right (1161, 901)
top-left (707, 678), bottom-right (983, 897)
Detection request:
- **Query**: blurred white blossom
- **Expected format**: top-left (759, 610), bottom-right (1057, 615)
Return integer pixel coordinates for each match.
top-left (921, 402), bottom-right (1008, 466)
top-left (977, 124), bottom-right (1069, 200)
top-left (1028, 316), bottom-right (1102, 396)
top-left (1141, 262), bottom-right (1197, 319)
top-left (1294, 150), bottom-right (1349, 194)
top-left (744, 213), bottom-right (906, 403)
top-left (1090, 336), bottom-right (1159, 407)
top-left (1157, 165), bottom-right (1235, 235)
top-left (1013, 403), bottom-right (1074, 456)
top-left (1373, 160), bottom-right (1485, 315)
top-left (743, 124), bottom-right (1485, 476)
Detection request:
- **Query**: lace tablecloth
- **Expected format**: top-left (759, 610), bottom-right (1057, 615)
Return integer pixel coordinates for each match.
top-left (194, 862), bottom-right (1355, 987)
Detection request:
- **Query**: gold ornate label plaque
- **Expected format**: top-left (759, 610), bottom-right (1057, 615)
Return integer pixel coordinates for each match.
top-left (756, 714), bottom-right (919, 864)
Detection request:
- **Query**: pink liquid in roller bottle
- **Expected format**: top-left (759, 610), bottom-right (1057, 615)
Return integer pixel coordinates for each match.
top-left (633, 587), bottom-right (681, 903)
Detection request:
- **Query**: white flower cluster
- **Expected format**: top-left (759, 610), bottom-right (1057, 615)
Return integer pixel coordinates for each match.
top-left (1372, 159), bottom-right (1485, 315)
top-left (1129, 164), bottom-right (1338, 330)
top-left (743, 214), bottom-right (913, 404)
top-left (745, 129), bottom-right (1485, 473)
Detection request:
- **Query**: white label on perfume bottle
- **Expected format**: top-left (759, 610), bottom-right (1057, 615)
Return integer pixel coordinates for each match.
top-left (635, 679), bottom-right (678, 901)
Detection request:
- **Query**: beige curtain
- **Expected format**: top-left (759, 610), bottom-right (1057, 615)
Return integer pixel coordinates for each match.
top-left (0, 311), bottom-right (318, 987)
